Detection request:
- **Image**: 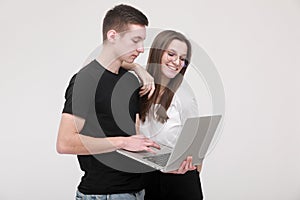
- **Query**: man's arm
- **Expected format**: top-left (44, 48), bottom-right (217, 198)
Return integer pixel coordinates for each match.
top-left (56, 113), bottom-right (160, 155)
top-left (121, 62), bottom-right (155, 99)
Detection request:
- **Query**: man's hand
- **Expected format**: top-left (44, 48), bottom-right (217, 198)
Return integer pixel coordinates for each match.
top-left (122, 135), bottom-right (160, 153)
top-left (121, 113), bottom-right (160, 153)
top-left (165, 156), bottom-right (197, 174)
top-left (121, 61), bottom-right (155, 99)
top-left (134, 64), bottom-right (155, 98)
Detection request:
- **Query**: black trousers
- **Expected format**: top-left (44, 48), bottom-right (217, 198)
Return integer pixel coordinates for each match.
top-left (143, 170), bottom-right (203, 200)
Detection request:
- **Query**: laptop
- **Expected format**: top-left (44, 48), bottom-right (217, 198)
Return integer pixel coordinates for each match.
top-left (117, 115), bottom-right (222, 172)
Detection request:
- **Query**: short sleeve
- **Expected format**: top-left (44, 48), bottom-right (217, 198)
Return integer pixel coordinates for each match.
top-left (62, 67), bottom-right (98, 119)
top-left (62, 74), bottom-right (76, 115)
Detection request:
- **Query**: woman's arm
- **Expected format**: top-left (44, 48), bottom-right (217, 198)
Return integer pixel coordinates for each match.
top-left (197, 164), bottom-right (202, 172)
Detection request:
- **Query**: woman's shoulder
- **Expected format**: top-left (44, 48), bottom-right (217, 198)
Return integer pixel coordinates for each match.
top-left (176, 81), bottom-right (197, 104)
top-left (174, 81), bottom-right (199, 117)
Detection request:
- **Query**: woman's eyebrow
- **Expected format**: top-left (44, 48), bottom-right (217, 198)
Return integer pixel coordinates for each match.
top-left (168, 49), bottom-right (187, 56)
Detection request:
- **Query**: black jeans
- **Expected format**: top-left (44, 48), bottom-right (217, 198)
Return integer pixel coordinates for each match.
top-left (143, 170), bottom-right (203, 200)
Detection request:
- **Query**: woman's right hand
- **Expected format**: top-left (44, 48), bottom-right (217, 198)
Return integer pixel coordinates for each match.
top-left (165, 156), bottom-right (197, 174)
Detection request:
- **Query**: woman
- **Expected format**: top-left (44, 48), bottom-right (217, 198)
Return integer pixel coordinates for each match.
top-left (139, 30), bottom-right (203, 200)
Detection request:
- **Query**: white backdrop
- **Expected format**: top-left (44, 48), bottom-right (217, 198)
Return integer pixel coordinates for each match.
top-left (0, 0), bottom-right (299, 199)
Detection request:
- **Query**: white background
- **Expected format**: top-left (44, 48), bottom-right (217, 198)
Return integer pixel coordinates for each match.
top-left (1, 0), bottom-right (299, 199)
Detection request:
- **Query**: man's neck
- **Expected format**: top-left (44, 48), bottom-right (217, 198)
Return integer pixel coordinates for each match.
top-left (96, 46), bottom-right (122, 74)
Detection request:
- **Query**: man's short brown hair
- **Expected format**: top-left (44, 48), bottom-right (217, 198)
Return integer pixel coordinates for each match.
top-left (102, 4), bottom-right (148, 41)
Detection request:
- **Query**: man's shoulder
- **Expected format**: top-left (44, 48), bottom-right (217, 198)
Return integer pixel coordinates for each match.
top-left (78, 60), bottom-right (105, 79)
top-left (119, 68), bottom-right (140, 84)
top-left (65, 60), bottom-right (107, 91)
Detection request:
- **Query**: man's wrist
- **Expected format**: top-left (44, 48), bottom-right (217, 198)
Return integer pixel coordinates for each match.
top-left (132, 63), bottom-right (141, 72)
top-left (108, 137), bottom-right (126, 150)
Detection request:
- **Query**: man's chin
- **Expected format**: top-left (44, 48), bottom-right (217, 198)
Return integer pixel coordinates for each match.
top-left (124, 58), bottom-right (135, 63)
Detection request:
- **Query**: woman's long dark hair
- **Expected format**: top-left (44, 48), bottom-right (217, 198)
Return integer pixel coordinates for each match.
top-left (140, 30), bottom-right (192, 123)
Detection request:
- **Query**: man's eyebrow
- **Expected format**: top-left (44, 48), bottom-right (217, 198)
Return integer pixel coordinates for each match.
top-left (132, 36), bottom-right (145, 40)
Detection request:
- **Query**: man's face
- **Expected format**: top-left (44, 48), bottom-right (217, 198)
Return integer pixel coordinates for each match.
top-left (115, 24), bottom-right (146, 63)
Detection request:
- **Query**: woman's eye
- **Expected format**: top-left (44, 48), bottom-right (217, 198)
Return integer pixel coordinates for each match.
top-left (132, 40), bottom-right (139, 43)
top-left (168, 52), bottom-right (175, 57)
top-left (180, 57), bottom-right (186, 61)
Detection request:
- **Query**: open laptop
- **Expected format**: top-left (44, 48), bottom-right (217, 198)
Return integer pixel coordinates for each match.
top-left (117, 115), bottom-right (222, 172)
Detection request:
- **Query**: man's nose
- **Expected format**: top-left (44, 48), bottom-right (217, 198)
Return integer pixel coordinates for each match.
top-left (137, 46), bottom-right (144, 53)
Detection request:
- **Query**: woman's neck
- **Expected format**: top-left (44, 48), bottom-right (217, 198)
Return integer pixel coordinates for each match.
top-left (160, 74), bottom-right (170, 88)
top-left (155, 87), bottom-right (166, 104)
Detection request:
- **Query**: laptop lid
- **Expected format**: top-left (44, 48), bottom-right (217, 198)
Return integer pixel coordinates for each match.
top-left (162, 115), bottom-right (222, 172)
top-left (117, 115), bottom-right (222, 172)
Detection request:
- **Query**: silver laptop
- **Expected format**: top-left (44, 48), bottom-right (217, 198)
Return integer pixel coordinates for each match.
top-left (117, 115), bottom-right (222, 172)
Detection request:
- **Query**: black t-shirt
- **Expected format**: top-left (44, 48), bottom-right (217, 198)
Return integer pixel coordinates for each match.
top-left (62, 60), bottom-right (150, 194)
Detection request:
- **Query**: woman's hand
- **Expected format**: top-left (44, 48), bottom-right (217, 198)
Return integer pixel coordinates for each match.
top-left (165, 156), bottom-right (197, 174)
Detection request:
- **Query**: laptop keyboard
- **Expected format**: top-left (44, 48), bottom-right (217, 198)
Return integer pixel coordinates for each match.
top-left (143, 153), bottom-right (171, 167)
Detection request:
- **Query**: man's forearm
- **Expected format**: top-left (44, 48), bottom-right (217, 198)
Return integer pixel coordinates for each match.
top-left (57, 133), bottom-right (124, 155)
top-left (56, 113), bottom-right (125, 155)
top-left (56, 113), bottom-right (159, 155)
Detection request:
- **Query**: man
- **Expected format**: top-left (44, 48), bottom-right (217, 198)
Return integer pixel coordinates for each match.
top-left (56, 4), bottom-right (159, 199)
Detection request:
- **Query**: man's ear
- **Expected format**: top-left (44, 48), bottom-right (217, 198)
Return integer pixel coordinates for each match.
top-left (106, 30), bottom-right (118, 43)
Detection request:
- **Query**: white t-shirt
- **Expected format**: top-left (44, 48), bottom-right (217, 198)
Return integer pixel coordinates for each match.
top-left (140, 81), bottom-right (199, 148)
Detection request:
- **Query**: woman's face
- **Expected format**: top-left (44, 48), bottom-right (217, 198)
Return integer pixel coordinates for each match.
top-left (160, 39), bottom-right (188, 81)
